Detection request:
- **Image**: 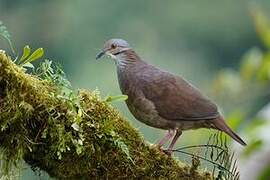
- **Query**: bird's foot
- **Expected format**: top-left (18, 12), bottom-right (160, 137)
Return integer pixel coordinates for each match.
top-left (155, 146), bottom-right (173, 156)
top-left (153, 144), bottom-right (173, 156)
top-left (163, 149), bottom-right (173, 156)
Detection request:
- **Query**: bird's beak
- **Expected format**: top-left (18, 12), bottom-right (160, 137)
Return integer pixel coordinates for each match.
top-left (96, 50), bottom-right (106, 60)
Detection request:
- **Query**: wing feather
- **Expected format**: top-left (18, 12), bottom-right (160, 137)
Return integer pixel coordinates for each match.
top-left (138, 66), bottom-right (219, 121)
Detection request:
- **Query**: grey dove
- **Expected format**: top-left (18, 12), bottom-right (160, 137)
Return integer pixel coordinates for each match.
top-left (96, 38), bottom-right (246, 154)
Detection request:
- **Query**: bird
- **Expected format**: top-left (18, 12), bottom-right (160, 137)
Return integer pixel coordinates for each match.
top-left (96, 38), bottom-right (246, 154)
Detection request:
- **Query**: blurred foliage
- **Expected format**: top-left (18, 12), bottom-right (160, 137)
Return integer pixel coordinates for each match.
top-left (211, 7), bottom-right (270, 179)
top-left (0, 20), bottom-right (15, 55)
top-left (259, 164), bottom-right (270, 180)
top-left (252, 7), bottom-right (270, 50)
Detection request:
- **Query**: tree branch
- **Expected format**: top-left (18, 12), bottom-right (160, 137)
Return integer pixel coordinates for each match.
top-left (0, 52), bottom-right (211, 179)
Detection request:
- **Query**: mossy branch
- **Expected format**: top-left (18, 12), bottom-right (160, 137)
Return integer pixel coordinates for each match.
top-left (0, 52), bottom-right (211, 179)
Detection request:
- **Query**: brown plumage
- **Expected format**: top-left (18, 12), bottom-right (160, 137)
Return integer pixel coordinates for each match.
top-left (96, 39), bottom-right (246, 153)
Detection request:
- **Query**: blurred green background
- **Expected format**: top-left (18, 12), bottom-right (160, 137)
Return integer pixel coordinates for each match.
top-left (1, 0), bottom-right (270, 179)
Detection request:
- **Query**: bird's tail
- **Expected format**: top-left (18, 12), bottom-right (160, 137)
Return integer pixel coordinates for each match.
top-left (213, 116), bottom-right (247, 146)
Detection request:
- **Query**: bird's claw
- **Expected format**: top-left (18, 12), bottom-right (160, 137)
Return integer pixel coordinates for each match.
top-left (163, 149), bottom-right (173, 156)
top-left (155, 145), bottom-right (173, 156)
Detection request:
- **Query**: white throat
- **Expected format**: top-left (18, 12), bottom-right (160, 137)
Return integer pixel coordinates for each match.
top-left (107, 48), bottom-right (131, 68)
top-left (115, 53), bottom-right (128, 68)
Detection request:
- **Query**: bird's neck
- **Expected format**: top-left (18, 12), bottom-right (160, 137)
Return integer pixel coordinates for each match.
top-left (115, 50), bottom-right (143, 69)
top-left (115, 50), bottom-right (145, 95)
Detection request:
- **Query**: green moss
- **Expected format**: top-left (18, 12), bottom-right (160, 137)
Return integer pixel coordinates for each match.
top-left (0, 52), bottom-right (212, 179)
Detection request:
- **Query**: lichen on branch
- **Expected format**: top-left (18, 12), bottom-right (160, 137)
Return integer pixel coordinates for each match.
top-left (0, 52), bottom-right (211, 179)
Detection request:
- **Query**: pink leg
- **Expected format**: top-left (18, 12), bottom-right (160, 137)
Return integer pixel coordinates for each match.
top-left (166, 129), bottom-right (182, 154)
top-left (158, 129), bottom-right (175, 147)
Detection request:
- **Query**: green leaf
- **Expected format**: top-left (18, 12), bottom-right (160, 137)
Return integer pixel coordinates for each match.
top-left (114, 138), bottom-right (134, 164)
top-left (105, 95), bottom-right (128, 103)
top-left (19, 45), bottom-right (31, 62)
top-left (24, 48), bottom-right (44, 64)
top-left (22, 62), bottom-right (34, 69)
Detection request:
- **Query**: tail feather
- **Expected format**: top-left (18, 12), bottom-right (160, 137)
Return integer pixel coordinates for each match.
top-left (213, 116), bottom-right (247, 146)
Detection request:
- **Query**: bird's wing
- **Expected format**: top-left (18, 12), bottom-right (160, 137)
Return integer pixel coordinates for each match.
top-left (138, 65), bottom-right (219, 121)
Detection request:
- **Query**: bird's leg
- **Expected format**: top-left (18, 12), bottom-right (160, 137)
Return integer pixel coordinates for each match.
top-left (164, 129), bottom-right (182, 155)
top-left (157, 129), bottom-right (175, 149)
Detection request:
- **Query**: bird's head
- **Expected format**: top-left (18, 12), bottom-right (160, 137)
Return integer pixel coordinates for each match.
top-left (96, 39), bottom-right (131, 60)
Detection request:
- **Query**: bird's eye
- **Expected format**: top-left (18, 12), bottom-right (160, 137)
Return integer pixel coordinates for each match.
top-left (111, 44), bottom-right (117, 49)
